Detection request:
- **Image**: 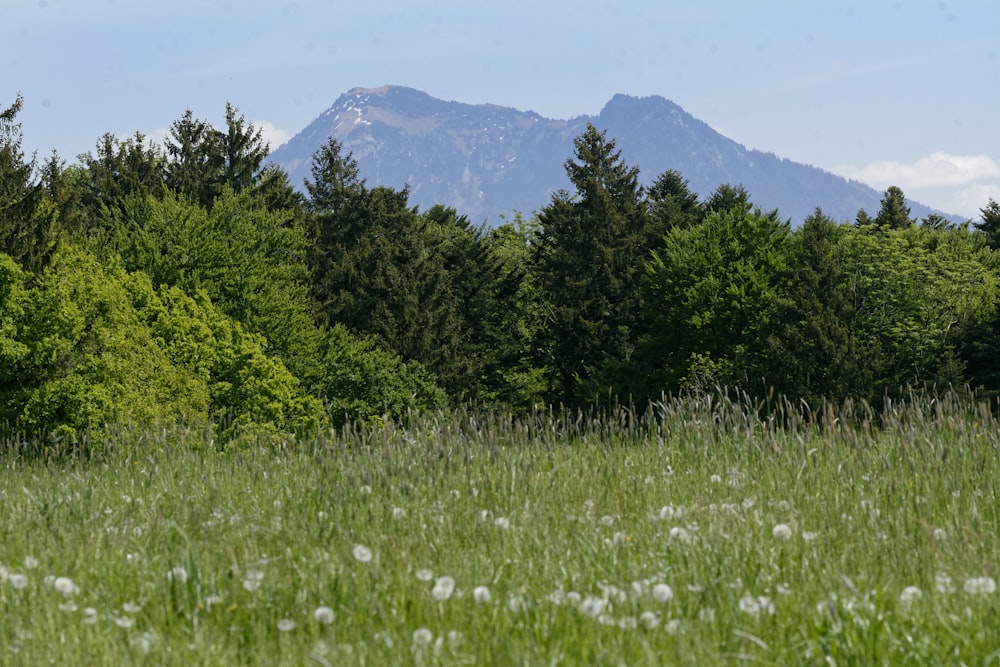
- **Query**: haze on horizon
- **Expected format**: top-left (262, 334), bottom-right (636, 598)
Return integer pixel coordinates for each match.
top-left (4, 0), bottom-right (998, 218)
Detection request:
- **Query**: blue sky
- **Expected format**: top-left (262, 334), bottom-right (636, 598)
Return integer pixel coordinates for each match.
top-left (4, 0), bottom-right (998, 218)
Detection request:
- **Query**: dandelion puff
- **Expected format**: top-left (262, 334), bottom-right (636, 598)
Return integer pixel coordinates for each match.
top-left (473, 586), bottom-right (491, 603)
top-left (669, 526), bottom-right (690, 543)
top-left (412, 627), bottom-right (433, 648)
top-left (964, 576), bottom-right (997, 595)
top-left (352, 544), bottom-right (373, 563)
top-left (757, 596), bottom-right (775, 615)
top-left (494, 517), bottom-right (510, 530)
top-left (772, 523), bottom-right (793, 541)
top-left (129, 632), bottom-right (154, 655)
top-left (617, 616), bottom-right (638, 629)
top-left (802, 531), bottom-right (818, 542)
top-left (122, 602), bottom-right (142, 614)
top-left (276, 618), bottom-right (296, 632)
top-left (932, 528), bottom-right (947, 541)
top-left (936, 573), bottom-right (955, 594)
top-left (54, 577), bottom-right (79, 597)
top-left (776, 583), bottom-right (792, 595)
top-left (168, 567), bottom-right (188, 584)
top-left (698, 607), bottom-right (716, 622)
top-left (314, 606), bottom-right (335, 624)
top-left (447, 630), bottom-right (463, 651)
top-left (243, 570), bottom-right (264, 592)
top-left (415, 569), bottom-right (434, 582)
top-left (23, 556), bottom-right (38, 570)
top-left (59, 602), bottom-right (77, 612)
top-left (652, 583), bottom-right (674, 603)
top-left (392, 507), bottom-right (407, 520)
top-left (899, 586), bottom-right (922, 608)
top-left (432, 576), bottom-right (456, 601)
top-left (114, 615), bottom-right (134, 629)
top-left (9, 573), bottom-right (28, 590)
top-left (580, 596), bottom-right (607, 618)
top-left (639, 611), bottom-right (660, 629)
top-left (81, 607), bottom-right (98, 625)
top-left (710, 474), bottom-right (722, 483)
top-left (359, 485), bottom-right (372, 495)
top-left (665, 618), bottom-right (684, 635)
top-left (739, 594), bottom-right (760, 616)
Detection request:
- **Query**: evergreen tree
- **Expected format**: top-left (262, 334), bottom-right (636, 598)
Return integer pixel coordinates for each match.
top-left (974, 198), bottom-right (1000, 250)
top-left (875, 185), bottom-right (913, 229)
top-left (534, 124), bottom-right (646, 405)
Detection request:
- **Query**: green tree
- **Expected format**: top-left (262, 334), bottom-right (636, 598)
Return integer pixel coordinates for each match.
top-left (974, 198), bottom-right (1000, 250)
top-left (80, 132), bottom-right (165, 217)
top-left (702, 183), bottom-right (750, 215)
top-left (874, 185), bottom-right (913, 229)
top-left (0, 94), bottom-right (59, 271)
top-left (533, 124), bottom-right (646, 404)
top-left (641, 206), bottom-right (791, 396)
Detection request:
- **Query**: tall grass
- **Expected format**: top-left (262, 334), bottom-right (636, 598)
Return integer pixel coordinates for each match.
top-left (1, 389), bottom-right (998, 664)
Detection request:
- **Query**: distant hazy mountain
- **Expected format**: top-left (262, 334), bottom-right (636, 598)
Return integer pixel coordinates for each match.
top-left (268, 85), bottom-right (951, 226)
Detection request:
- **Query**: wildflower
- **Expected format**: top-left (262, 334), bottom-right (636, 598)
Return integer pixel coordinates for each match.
top-left (935, 573), bottom-right (955, 594)
top-left (9, 573), bottom-right (28, 590)
top-left (243, 570), bottom-right (264, 592)
top-left (639, 611), bottom-right (660, 628)
top-left (665, 619), bottom-right (684, 635)
top-left (739, 594), bottom-right (760, 615)
top-left (652, 583), bottom-right (674, 603)
top-left (54, 577), bottom-right (79, 597)
top-left (412, 628), bottom-right (433, 648)
top-left (122, 602), bottom-right (142, 614)
top-left (710, 474), bottom-right (722, 483)
top-left (494, 517), bottom-right (510, 530)
top-left (698, 607), bottom-right (716, 622)
top-left (447, 630), bottom-right (463, 651)
top-left (772, 523), bottom-right (793, 541)
top-left (114, 615), bottom-right (134, 629)
top-left (82, 607), bottom-right (98, 624)
top-left (129, 633), bottom-right (154, 654)
top-left (352, 544), bottom-right (373, 563)
top-left (23, 557), bottom-right (38, 570)
top-left (277, 618), bottom-right (296, 632)
top-left (617, 616), bottom-right (638, 629)
top-left (314, 606), bottom-right (335, 624)
top-left (205, 595), bottom-right (225, 608)
top-left (776, 583), bottom-right (792, 595)
top-left (473, 586), bottom-right (492, 603)
top-left (547, 588), bottom-right (566, 604)
top-left (415, 569), bottom-right (434, 582)
top-left (669, 526), bottom-right (690, 543)
top-left (757, 596), bottom-right (775, 615)
top-left (59, 602), bottom-right (77, 612)
top-left (579, 596), bottom-right (607, 618)
top-left (392, 507), bottom-right (407, 519)
top-left (964, 576), bottom-right (997, 595)
top-left (508, 596), bottom-right (525, 613)
top-left (360, 485), bottom-right (372, 495)
top-left (802, 531), bottom-right (819, 542)
top-left (432, 576), bottom-right (456, 601)
top-left (168, 566), bottom-right (188, 584)
top-left (600, 515), bottom-right (616, 526)
top-left (899, 586), bottom-right (922, 608)
top-left (932, 528), bottom-right (947, 541)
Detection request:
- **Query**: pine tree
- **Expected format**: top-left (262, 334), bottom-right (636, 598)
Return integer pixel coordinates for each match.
top-left (974, 198), bottom-right (1000, 250)
top-left (875, 185), bottom-right (913, 229)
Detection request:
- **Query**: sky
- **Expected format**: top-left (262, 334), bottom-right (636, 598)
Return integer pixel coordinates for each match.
top-left (4, 0), bottom-right (998, 218)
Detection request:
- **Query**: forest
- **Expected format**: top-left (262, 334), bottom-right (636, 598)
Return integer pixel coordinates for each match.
top-left (3, 94), bottom-right (1000, 444)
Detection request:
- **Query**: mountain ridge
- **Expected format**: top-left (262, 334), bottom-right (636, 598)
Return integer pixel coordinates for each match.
top-left (268, 85), bottom-right (953, 226)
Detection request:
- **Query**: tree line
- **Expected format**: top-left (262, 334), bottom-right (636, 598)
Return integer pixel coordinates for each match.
top-left (3, 95), bottom-right (1000, 440)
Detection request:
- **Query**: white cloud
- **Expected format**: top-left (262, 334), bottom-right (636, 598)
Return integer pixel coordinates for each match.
top-left (835, 152), bottom-right (1000, 189)
top-left (833, 152), bottom-right (1000, 218)
top-left (253, 120), bottom-right (291, 151)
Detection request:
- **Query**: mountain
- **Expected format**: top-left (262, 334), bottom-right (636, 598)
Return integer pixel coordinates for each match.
top-left (268, 85), bottom-right (951, 226)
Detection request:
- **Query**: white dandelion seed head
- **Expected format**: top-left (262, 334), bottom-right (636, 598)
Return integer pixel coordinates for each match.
top-left (639, 611), bottom-right (660, 628)
top-left (168, 567), bottom-right (188, 584)
top-left (652, 583), bottom-right (674, 603)
top-left (669, 526), bottom-right (690, 543)
top-left (114, 615), bottom-right (134, 629)
top-left (494, 516), bottom-right (510, 530)
top-left (314, 606), bottom-right (335, 624)
top-left (964, 576), bottom-right (997, 595)
top-left (122, 602), bottom-right (141, 614)
top-left (757, 596), bottom-right (775, 615)
top-left (447, 630), bottom-right (463, 651)
top-left (776, 583), bottom-right (792, 595)
top-left (432, 576), bottom-right (456, 601)
top-left (9, 573), bottom-right (28, 590)
top-left (698, 607), bottom-right (716, 622)
top-left (277, 618), bottom-right (296, 632)
top-left (53, 577), bottom-right (79, 597)
top-left (412, 627), bottom-right (433, 648)
top-left (772, 523), bottom-right (793, 541)
top-left (738, 594), bottom-right (760, 615)
top-left (665, 618), bottom-right (684, 635)
top-left (508, 595), bottom-right (525, 613)
top-left (352, 544), bottom-right (373, 563)
top-left (81, 607), bottom-right (98, 624)
top-left (359, 485), bottom-right (372, 495)
top-left (802, 531), bottom-right (819, 542)
top-left (392, 506), bottom-right (407, 519)
top-left (710, 474), bottom-right (722, 483)
top-left (899, 586), bottom-right (922, 608)
top-left (23, 556), bottom-right (38, 570)
top-left (415, 569), bottom-right (434, 582)
top-left (617, 616), bottom-right (638, 629)
top-left (547, 588), bottom-right (566, 605)
top-left (932, 528), bottom-right (947, 541)
top-left (472, 586), bottom-right (491, 603)
top-left (58, 601), bottom-right (77, 612)
top-left (579, 596), bottom-right (607, 618)
top-left (600, 515), bottom-right (616, 526)
top-left (936, 573), bottom-right (955, 594)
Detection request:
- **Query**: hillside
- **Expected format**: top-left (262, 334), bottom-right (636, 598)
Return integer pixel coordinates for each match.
top-left (268, 86), bottom-right (951, 225)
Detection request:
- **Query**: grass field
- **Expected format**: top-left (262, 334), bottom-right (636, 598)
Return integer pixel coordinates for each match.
top-left (1, 391), bottom-right (999, 665)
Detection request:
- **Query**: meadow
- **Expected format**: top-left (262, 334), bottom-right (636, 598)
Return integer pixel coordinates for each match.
top-left (1, 391), bottom-right (999, 665)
